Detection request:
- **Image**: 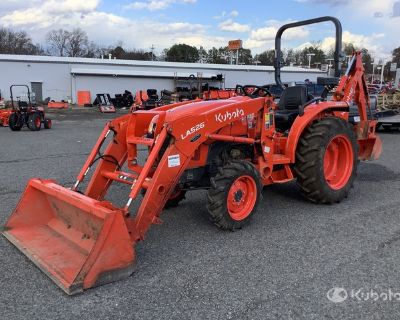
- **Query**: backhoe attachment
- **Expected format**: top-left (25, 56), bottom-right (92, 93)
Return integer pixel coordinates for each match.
top-left (333, 51), bottom-right (382, 160)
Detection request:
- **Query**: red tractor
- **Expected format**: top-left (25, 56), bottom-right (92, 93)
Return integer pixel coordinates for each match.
top-left (3, 17), bottom-right (381, 294)
top-left (8, 85), bottom-right (52, 131)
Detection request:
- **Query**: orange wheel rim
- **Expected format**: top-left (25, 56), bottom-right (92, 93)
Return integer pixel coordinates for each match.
top-left (227, 175), bottom-right (257, 221)
top-left (323, 135), bottom-right (354, 190)
top-left (35, 117), bottom-right (41, 127)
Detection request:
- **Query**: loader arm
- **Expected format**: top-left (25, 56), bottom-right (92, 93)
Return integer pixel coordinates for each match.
top-left (125, 96), bottom-right (268, 240)
top-left (70, 96), bottom-right (269, 242)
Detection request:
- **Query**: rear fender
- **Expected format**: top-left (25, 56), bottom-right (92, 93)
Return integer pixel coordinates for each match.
top-left (285, 101), bottom-right (349, 162)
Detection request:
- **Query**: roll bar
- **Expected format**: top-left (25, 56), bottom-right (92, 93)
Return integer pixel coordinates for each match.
top-left (10, 85), bottom-right (31, 108)
top-left (274, 16), bottom-right (343, 87)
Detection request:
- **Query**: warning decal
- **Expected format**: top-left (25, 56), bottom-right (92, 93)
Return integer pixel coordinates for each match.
top-left (265, 112), bottom-right (273, 129)
top-left (168, 154), bottom-right (181, 167)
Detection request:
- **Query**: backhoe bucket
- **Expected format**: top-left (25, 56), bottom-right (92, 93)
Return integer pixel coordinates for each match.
top-left (358, 135), bottom-right (382, 161)
top-left (3, 179), bottom-right (135, 295)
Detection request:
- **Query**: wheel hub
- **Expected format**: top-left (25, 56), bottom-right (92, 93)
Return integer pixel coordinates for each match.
top-left (234, 189), bottom-right (243, 203)
top-left (227, 175), bottom-right (257, 221)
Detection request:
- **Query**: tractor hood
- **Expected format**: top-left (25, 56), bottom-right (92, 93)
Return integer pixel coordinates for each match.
top-left (164, 96), bottom-right (252, 122)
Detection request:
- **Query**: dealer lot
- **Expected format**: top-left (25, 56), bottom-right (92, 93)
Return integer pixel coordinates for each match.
top-left (1, 114), bottom-right (400, 320)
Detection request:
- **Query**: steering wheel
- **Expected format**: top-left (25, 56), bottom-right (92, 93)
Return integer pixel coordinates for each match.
top-left (234, 85), bottom-right (246, 96)
top-left (251, 86), bottom-right (272, 98)
top-left (235, 85), bottom-right (272, 98)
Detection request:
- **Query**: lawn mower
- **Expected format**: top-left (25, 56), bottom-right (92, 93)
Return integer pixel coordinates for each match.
top-left (8, 85), bottom-right (52, 131)
top-left (3, 17), bottom-right (381, 295)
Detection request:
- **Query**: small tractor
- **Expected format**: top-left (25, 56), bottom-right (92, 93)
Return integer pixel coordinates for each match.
top-left (8, 85), bottom-right (52, 131)
top-left (3, 17), bottom-right (381, 294)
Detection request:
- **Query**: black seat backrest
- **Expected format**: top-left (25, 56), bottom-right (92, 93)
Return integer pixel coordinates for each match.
top-left (147, 89), bottom-right (158, 101)
top-left (18, 101), bottom-right (29, 110)
top-left (278, 85), bottom-right (308, 110)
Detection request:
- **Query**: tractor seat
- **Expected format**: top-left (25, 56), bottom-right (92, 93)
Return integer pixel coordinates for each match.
top-left (147, 89), bottom-right (158, 101)
top-left (18, 101), bottom-right (29, 110)
top-left (274, 86), bottom-right (311, 131)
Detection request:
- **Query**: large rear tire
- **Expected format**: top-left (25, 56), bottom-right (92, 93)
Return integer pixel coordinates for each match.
top-left (207, 160), bottom-right (261, 230)
top-left (294, 117), bottom-right (358, 204)
top-left (9, 113), bottom-right (22, 131)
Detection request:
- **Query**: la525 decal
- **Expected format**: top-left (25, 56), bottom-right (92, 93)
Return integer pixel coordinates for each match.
top-left (181, 122), bottom-right (205, 140)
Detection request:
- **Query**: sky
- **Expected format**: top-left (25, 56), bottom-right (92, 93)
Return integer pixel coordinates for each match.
top-left (0, 0), bottom-right (399, 59)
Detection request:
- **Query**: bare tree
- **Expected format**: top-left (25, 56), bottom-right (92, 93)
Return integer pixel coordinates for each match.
top-left (66, 28), bottom-right (88, 57)
top-left (0, 28), bottom-right (43, 55)
top-left (46, 28), bottom-right (95, 57)
top-left (46, 29), bottom-right (69, 56)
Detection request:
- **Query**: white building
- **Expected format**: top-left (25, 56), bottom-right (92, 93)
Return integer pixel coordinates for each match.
top-left (0, 54), bottom-right (326, 103)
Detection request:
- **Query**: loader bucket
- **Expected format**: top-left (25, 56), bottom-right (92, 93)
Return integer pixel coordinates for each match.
top-left (2, 179), bottom-right (135, 295)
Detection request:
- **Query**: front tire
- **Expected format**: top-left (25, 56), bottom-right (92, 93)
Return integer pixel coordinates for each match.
top-left (9, 113), bottom-right (22, 131)
top-left (28, 113), bottom-right (41, 131)
top-left (294, 117), bottom-right (358, 204)
top-left (44, 118), bottom-right (52, 129)
top-left (207, 160), bottom-right (261, 230)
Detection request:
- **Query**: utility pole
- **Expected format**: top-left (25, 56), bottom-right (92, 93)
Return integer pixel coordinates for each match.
top-left (372, 60), bottom-right (376, 83)
top-left (380, 59), bottom-right (385, 86)
top-left (150, 44), bottom-right (155, 61)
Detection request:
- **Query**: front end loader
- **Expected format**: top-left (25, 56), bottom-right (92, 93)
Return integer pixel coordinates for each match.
top-left (3, 16), bottom-right (381, 294)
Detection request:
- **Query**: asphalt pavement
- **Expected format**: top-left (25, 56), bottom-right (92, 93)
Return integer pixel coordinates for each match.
top-left (1, 112), bottom-right (400, 320)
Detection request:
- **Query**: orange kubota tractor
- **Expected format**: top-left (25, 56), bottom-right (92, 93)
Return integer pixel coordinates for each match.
top-left (3, 17), bottom-right (381, 294)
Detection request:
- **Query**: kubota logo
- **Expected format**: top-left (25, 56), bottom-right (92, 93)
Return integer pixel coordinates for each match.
top-left (215, 108), bottom-right (245, 123)
top-left (180, 122), bottom-right (205, 140)
top-left (327, 287), bottom-right (348, 303)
